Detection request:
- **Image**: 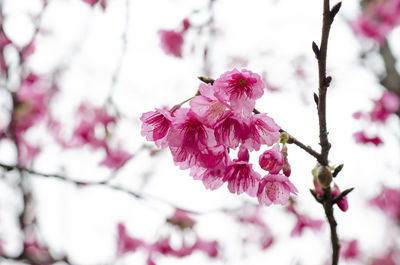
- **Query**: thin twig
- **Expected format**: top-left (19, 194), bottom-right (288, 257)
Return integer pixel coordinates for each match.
top-left (315, 1), bottom-right (342, 264)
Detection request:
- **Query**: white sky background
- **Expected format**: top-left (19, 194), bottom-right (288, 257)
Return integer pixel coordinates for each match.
top-left (0, 0), bottom-right (400, 264)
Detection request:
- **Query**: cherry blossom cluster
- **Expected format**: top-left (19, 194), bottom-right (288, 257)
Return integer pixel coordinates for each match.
top-left (117, 210), bottom-right (218, 264)
top-left (158, 19), bottom-right (190, 58)
top-left (49, 103), bottom-right (132, 170)
top-left (141, 69), bottom-right (298, 206)
top-left (353, 91), bottom-right (400, 146)
top-left (351, 0), bottom-right (400, 43)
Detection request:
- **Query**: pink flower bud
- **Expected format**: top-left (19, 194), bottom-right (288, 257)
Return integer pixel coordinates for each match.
top-left (259, 145), bottom-right (284, 174)
top-left (332, 184), bottom-right (349, 212)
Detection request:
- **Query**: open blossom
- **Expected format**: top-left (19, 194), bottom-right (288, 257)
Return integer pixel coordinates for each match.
top-left (341, 240), bottom-right (360, 260)
top-left (259, 144), bottom-right (284, 174)
top-left (353, 131), bottom-right (383, 146)
top-left (351, 0), bottom-right (400, 42)
top-left (158, 29), bottom-right (184, 57)
top-left (190, 83), bottom-right (229, 127)
top-left (100, 147), bottom-right (132, 170)
top-left (190, 163), bottom-right (226, 190)
top-left (370, 91), bottom-right (400, 123)
top-left (71, 104), bottom-right (115, 149)
top-left (140, 108), bottom-right (172, 148)
top-left (257, 174), bottom-right (298, 206)
top-left (369, 186), bottom-right (400, 220)
top-left (214, 113), bottom-right (248, 149)
top-left (223, 146), bottom-right (261, 196)
top-left (244, 113), bottom-right (280, 151)
top-left (117, 223), bottom-right (144, 256)
top-left (213, 69), bottom-right (264, 117)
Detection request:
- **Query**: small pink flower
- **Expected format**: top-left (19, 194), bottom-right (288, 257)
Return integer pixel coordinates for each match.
top-left (223, 147), bottom-right (261, 196)
top-left (190, 83), bottom-right (229, 127)
top-left (190, 163), bottom-right (226, 190)
top-left (100, 147), bottom-right (132, 170)
top-left (341, 239), bottom-right (360, 260)
top-left (213, 69), bottom-right (264, 117)
top-left (117, 223), bottom-right (144, 256)
top-left (331, 184), bottom-right (348, 212)
top-left (369, 186), bottom-right (400, 220)
top-left (259, 144), bottom-right (284, 174)
top-left (214, 113), bottom-right (248, 149)
top-left (353, 131), bottom-right (383, 146)
top-left (140, 108), bottom-right (173, 149)
top-left (168, 109), bottom-right (215, 169)
top-left (290, 214), bottom-right (324, 237)
top-left (244, 113), bottom-right (280, 151)
top-left (257, 174), bottom-right (298, 206)
top-left (370, 91), bottom-right (400, 123)
top-left (158, 29), bottom-right (184, 57)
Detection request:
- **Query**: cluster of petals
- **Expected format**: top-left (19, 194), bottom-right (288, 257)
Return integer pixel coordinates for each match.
top-left (50, 103), bottom-right (132, 170)
top-left (286, 201), bottom-right (324, 237)
top-left (353, 91), bottom-right (400, 146)
top-left (351, 0), bottom-right (400, 42)
top-left (369, 186), bottom-right (400, 220)
top-left (158, 19), bottom-right (191, 58)
top-left (117, 223), bottom-right (218, 263)
top-left (141, 69), bottom-right (298, 206)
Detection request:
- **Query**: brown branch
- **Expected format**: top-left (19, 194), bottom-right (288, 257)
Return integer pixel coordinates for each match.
top-left (314, 1), bottom-right (342, 265)
top-left (281, 129), bottom-right (321, 161)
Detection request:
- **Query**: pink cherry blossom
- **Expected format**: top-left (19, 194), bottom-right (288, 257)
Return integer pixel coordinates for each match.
top-left (259, 144), bottom-right (284, 174)
top-left (213, 69), bottom-right (264, 117)
top-left (370, 91), bottom-right (400, 123)
top-left (214, 113), bottom-right (248, 149)
top-left (369, 186), bottom-right (400, 220)
top-left (341, 239), bottom-right (360, 260)
top-left (140, 108), bottom-right (173, 148)
top-left (99, 147), bottom-right (132, 170)
top-left (190, 83), bottom-right (229, 127)
top-left (257, 174), bottom-right (298, 206)
top-left (331, 184), bottom-right (349, 212)
top-left (286, 202), bottom-right (324, 237)
top-left (168, 108), bottom-right (214, 169)
top-left (351, 0), bottom-right (400, 43)
top-left (190, 163), bottom-right (226, 190)
top-left (244, 113), bottom-right (280, 151)
top-left (353, 131), bottom-right (383, 146)
top-left (158, 29), bottom-right (184, 57)
top-left (117, 223), bottom-right (144, 256)
top-left (223, 147), bottom-right (261, 196)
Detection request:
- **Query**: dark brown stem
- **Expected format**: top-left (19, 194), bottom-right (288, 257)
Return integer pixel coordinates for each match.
top-left (317, 0), bottom-right (334, 167)
top-left (323, 197), bottom-right (340, 265)
top-left (280, 129), bottom-right (321, 160)
top-left (315, 1), bottom-right (341, 264)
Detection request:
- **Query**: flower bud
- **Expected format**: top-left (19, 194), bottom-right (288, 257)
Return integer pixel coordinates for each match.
top-left (317, 165), bottom-right (332, 189)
